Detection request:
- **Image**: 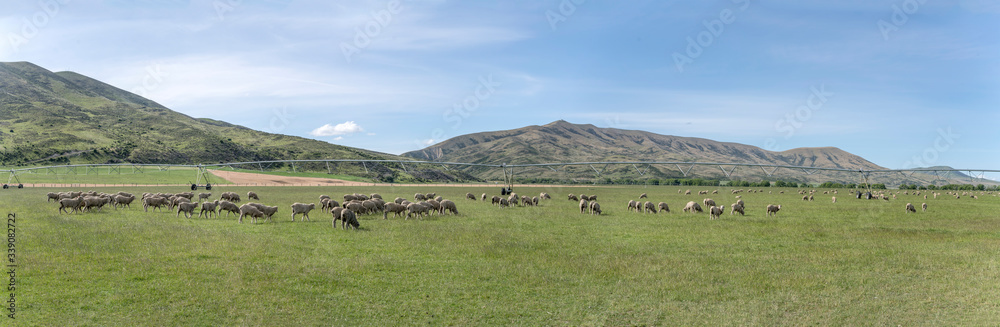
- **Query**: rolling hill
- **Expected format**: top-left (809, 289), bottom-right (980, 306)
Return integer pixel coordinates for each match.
top-left (403, 120), bottom-right (984, 185)
top-left (0, 61), bottom-right (479, 182)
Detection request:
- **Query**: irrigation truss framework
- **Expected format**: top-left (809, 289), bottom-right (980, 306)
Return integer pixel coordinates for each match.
top-left (3, 159), bottom-right (998, 190)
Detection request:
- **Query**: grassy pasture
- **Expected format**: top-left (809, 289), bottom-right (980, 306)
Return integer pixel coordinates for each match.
top-left (5, 185), bottom-right (999, 325)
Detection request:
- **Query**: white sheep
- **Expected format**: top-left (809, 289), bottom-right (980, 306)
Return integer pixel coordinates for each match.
top-left (176, 202), bottom-right (200, 218)
top-left (290, 203), bottom-right (315, 221)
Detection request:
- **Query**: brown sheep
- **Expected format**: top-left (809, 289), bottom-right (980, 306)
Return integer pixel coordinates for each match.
top-left (579, 199), bottom-right (589, 214)
top-left (491, 196), bottom-right (501, 206)
top-left (466, 193), bottom-right (477, 200)
top-left (703, 198), bottom-right (716, 207)
top-left (766, 204), bottom-right (781, 217)
top-left (568, 194), bottom-right (579, 201)
top-left (905, 203), bottom-right (916, 213)
top-left (340, 209), bottom-right (360, 230)
top-left (331, 207), bottom-right (345, 226)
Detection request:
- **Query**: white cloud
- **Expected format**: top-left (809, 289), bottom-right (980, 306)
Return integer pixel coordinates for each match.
top-left (333, 136), bottom-right (344, 141)
top-left (422, 139), bottom-right (435, 146)
top-left (310, 121), bottom-right (365, 137)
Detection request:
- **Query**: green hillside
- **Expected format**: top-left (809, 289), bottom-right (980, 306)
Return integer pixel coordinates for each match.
top-left (0, 61), bottom-right (390, 166)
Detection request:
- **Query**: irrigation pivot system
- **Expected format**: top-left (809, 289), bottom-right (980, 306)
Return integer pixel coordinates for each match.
top-left (3, 160), bottom-right (998, 190)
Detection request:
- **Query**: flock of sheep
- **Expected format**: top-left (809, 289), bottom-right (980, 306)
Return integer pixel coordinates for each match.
top-left (48, 189), bottom-right (470, 231)
top-left (46, 187), bottom-right (996, 228)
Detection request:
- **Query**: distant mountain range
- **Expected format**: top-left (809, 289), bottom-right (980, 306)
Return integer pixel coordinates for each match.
top-left (0, 61), bottom-right (988, 186)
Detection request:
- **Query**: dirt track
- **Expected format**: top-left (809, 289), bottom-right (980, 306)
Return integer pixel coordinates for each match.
top-left (13, 170), bottom-right (588, 189)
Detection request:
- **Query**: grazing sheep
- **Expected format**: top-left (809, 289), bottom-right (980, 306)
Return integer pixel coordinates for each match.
top-left (247, 191), bottom-right (259, 200)
top-left (498, 198), bottom-right (510, 209)
top-left (199, 201), bottom-right (219, 218)
top-left (508, 195), bottom-right (520, 207)
top-left (905, 203), bottom-right (916, 213)
top-left (169, 196), bottom-right (191, 210)
top-left (658, 202), bottom-right (670, 213)
top-left (331, 207), bottom-right (345, 226)
top-left (627, 200), bottom-right (639, 212)
top-left (434, 196), bottom-right (444, 203)
top-left (832, 196), bottom-right (837, 203)
top-left (424, 200), bottom-right (441, 215)
top-left (730, 203), bottom-right (744, 216)
top-left (58, 197), bottom-right (84, 214)
top-left (238, 204), bottom-right (266, 224)
top-left (736, 199), bottom-right (745, 207)
top-left (579, 194), bottom-right (588, 202)
top-left (290, 203), bottom-right (316, 221)
top-left (766, 204), bottom-right (781, 217)
top-left (683, 201), bottom-right (703, 213)
top-left (176, 202), bottom-right (200, 218)
top-left (466, 193), bottom-right (477, 200)
top-left (709, 206), bottom-right (723, 220)
top-left (532, 196), bottom-right (539, 206)
top-left (644, 201), bottom-right (657, 214)
top-left (218, 200), bottom-right (240, 217)
top-left (414, 193), bottom-right (427, 201)
top-left (440, 200), bottom-right (458, 215)
top-left (143, 196), bottom-right (168, 212)
top-left (406, 203), bottom-right (430, 219)
top-left (703, 198), bottom-right (716, 207)
top-left (639, 193), bottom-right (648, 199)
top-left (491, 196), bottom-right (502, 206)
top-left (809, 195), bottom-right (814, 201)
top-left (540, 192), bottom-right (551, 200)
top-left (482, 193), bottom-right (488, 201)
top-left (589, 202), bottom-right (602, 215)
top-left (588, 195), bottom-right (598, 201)
top-left (922, 203), bottom-right (927, 211)
top-left (47, 192), bottom-right (60, 202)
top-left (198, 192), bottom-right (212, 201)
top-left (370, 193), bottom-right (382, 200)
top-left (802, 195), bottom-right (809, 201)
top-left (521, 196), bottom-right (533, 207)
top-left (579, 199), bottom-right (590, 214)
top-left (382, 203), bottom-right (406, 219)
top-left (568, 194), bottom-right (579, 201)
top-left (684, 190), bottom-right (692, 195)
top-left (340, 209), bottom-right (360, 230)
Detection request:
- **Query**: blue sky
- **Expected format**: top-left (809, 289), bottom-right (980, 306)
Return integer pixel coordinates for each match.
top-left (2, 0), bottom-right (998, 178)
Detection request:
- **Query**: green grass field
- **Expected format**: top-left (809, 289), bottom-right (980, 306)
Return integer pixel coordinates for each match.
top-left (218, 168), bottom-right (374, 183)
top-left (6, 168), bottom-right (231, 185)
top-left (5, 185), bottom-right (999, 325)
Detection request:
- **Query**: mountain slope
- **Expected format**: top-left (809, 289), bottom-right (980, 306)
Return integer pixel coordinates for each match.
top-left (405, 120), bottom-right (883, 169)
top-left (404, 120), bottom-right (980, 184)
top-left (0, 61), bottom-right (392, 166)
